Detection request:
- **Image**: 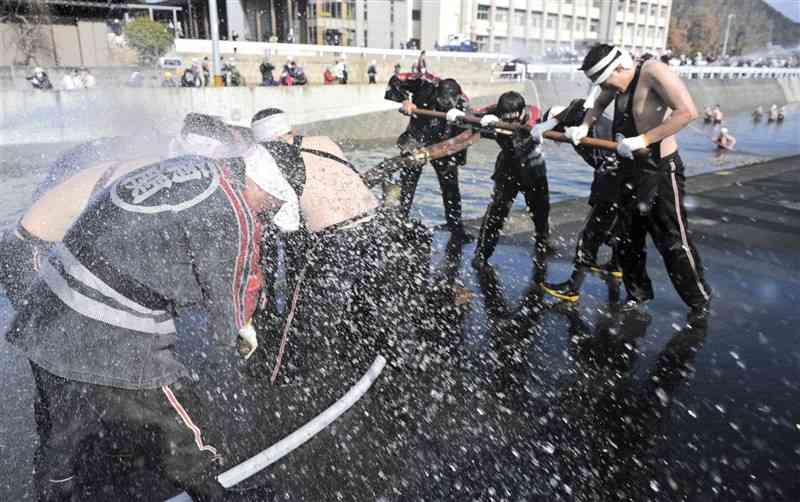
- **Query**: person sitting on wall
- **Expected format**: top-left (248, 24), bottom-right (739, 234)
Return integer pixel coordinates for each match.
top-left (27, 67), bottom-right (53, 90)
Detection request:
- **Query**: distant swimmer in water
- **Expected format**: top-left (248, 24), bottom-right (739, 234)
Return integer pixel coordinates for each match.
top-left (768, 104), bottom-right (780, 122)
top-left (711, 104), bottom-right (723, 125)
top-left (703, 105), bottom-right (713, 124)
top-left (713, 127), bottom-right (736, 151)
top-left (752, 105), bottom-right (764, 122)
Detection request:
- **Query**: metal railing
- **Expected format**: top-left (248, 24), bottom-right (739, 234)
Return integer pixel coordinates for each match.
top-left (174, 39), bottom-right (512, 62)
top-left (492, 64), bottom-right (800, 82)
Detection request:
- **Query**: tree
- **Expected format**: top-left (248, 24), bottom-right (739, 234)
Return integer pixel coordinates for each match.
top-left (124, 17), bottom-right (175, 66)
top-left (0, 0), bottom-right (53, 66)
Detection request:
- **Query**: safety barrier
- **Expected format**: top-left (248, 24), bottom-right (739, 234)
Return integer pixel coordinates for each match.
top-left (492, 64), bottom-right (800, 82)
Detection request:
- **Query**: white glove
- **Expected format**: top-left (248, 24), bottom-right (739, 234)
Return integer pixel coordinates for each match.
top-left (530, 123), bottom-right (546, 144)
top-left (564, 123), bottom-right (589, 146)
top-left (446, 108), bottom-right (466, 123)
top-left (238, 322), bottom-right (258, 360)
top-left (480, 114), bottom-right (500, 127)
top-left (615, 133), bottom-right (648, 159)
top-left (531, 117), bottom-right (559, 144)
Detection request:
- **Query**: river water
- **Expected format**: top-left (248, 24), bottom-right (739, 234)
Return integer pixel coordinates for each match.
top-left (1, 107), bottom-right (799, 231)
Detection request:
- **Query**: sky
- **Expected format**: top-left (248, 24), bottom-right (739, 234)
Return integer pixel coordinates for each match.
top-left (764, 0), bottom-right (800, 22)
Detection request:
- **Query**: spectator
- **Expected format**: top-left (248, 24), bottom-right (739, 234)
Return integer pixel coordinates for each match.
top-left (260, 57), bottom-right (277, 86)
top-left (126, 70), bottom-right (144, 88)
top-left (201, 57), bottom-right (211, 86)
top-left (287, 29), bottom-right (295, 44)
top-left (27, 67), bottom-right (53, 90)
top-left (60, 68), bottom-right (80, 90)
top-left (323, 66), bottom-right (337, 85)
top-left (168, 20), bottom-right (176, 37)
top-left (394, 63), bottom-right (402, 76)
top-left (290, 62), bottom-right (308, 86)
top-left (79, 67), bottom-right (96, 88)
top-left (417, 50), bottom-right (428, 74)
top-left (231, 29), bottom-right (239, 41)
top-left (221, 59), bottom-right (244, 86)
top-left (269, 34), bottom-right (278, 43)
top-left (181, 67), bottom-right (202, 87)
top-left (335, 59), bottom-right (347, 84)
top-left (711, 104), bottom-right (723, 125)
top-left (161, 72), bottom-right (177, 87)
top-left (367, 60), bottom-right (377, 84)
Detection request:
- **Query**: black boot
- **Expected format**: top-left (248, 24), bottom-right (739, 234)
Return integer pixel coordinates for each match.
top-left (541, 280), bottom-right (580, 302)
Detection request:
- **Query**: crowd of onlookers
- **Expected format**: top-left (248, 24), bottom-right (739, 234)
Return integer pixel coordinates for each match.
top-left (26, 67), bottom-right (96, 90)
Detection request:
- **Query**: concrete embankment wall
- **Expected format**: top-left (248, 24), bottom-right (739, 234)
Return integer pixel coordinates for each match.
top-left (1, 78), bottom-right (796, 147)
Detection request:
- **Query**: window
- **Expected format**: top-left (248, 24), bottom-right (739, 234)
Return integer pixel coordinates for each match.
top-left (657, 27), bottom-right (664, 41)
top-left (412, 9), bottom-right (420, 21)
top-left (320, 1), bottom-right (342, 19)
top-left (627, 23), bottom-right (635, 38)
top-left (576, 17), bottom-right (586, 32)
top-left (628, 1), bottom-right (636, 14)
top-left (476, 35), bottom-right (488, 52)
top-left (363, 30), bottom-right (367, 46)
top-left (477, 5), bottom-right (490, 20)
top-left (590, 19), bottom-right (599, 33)
top-left (563, 16), bottom-right (572, 30)
top-left (636, 25), bottom-right (644, 37)
top-left (496, 7), bottom-right (509, 23)
top-left (615, 22), bottom-right (624, 38)
top-left (364, 1), bottom-right (367, 20)
top-left (650, 4), bottom-right (657, 16)
top-left (593, 0), bottom-right (602, 8)
top-left (564, 0), bottom-right (572, 4)
top-left (618, 1), bottom-right (625, 12)
top-left (345, 0), bottom-right (356, 20)
top-left (660, 5), bottom-right (668, 17)
top-left (547, 14), bottom-right (557, 29)
top-left (647, 26), bottom-right (654, 39)
top-left (514, 9), bottom-right (526, 25)
top-left (531, 12), bottom-right (542, 28)
top-left (640, 2), bottom-right (648, 15)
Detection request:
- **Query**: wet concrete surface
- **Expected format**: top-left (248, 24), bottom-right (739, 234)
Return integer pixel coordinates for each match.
top-left (2, 154), bottom-right (800, 500)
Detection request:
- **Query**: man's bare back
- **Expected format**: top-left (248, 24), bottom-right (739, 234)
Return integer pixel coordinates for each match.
top-left (297, 136), bottom-right (379, 233)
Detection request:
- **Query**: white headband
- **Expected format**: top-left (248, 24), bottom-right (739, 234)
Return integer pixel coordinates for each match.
top-left (242, 145), bottom-right (300, 232)
top-left (251, 113), bottom-right (292, 142)
top-left (585, 47), bottom-right (633, 84)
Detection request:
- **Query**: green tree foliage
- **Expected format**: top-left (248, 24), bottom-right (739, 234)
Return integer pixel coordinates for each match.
top-left (124, 17), bottom-right (174, 66)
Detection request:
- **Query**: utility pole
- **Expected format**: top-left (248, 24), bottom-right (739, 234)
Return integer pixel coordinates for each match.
top-left (208, 0), bottom-right (221, 84)
top-left (722, 13), bottom-right (734, 57)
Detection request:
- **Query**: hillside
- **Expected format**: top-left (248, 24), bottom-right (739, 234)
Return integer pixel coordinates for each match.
top-left (669, 0), bottom-right (800, 56)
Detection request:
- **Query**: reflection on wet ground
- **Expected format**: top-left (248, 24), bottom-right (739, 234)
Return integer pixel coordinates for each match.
top-left (1, 155), bottom-right (800, 500)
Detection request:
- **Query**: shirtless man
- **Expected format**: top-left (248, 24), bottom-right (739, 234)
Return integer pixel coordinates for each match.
top-left (249, 108), bottom-right (431, 383)
top-left (565, 44), bottom-right (711, 314)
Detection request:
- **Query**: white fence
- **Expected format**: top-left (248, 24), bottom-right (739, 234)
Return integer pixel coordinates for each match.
top-left (174, 39), bottom-right (512, 62)
top-left (492, 64), bottom-right (800, 82)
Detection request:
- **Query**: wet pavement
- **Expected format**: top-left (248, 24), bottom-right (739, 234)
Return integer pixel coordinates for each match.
top-left (1, 148), bottom-right (800, 499)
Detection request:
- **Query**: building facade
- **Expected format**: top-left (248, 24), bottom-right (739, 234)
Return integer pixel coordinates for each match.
top-left (223, 0), bottom-right (672, 55)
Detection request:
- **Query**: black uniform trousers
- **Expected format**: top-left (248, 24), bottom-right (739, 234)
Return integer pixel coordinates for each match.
top-left (573, 201), bottom-right (621, 269)
top-left (617, 152), bottom-right (711, 309)
top-left (399, 154), bottom-right (465, 231)
top-left (30, 363), bottom-right (227, 501)
top-left (475, 168), bottom-right (550, 262)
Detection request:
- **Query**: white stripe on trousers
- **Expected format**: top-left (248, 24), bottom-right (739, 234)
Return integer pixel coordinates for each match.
top-left (669, 169), bottom-right (710, 302)
top-left (162, 386), bottom-right (220, 459)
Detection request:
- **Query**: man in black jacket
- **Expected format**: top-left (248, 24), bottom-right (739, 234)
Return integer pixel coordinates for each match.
top-left (468, 91), bottom-right (553, 269)
top-left (6, 145), bottom-right (298, 500)
top-left (385, 73), bottom-right (472, 240)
